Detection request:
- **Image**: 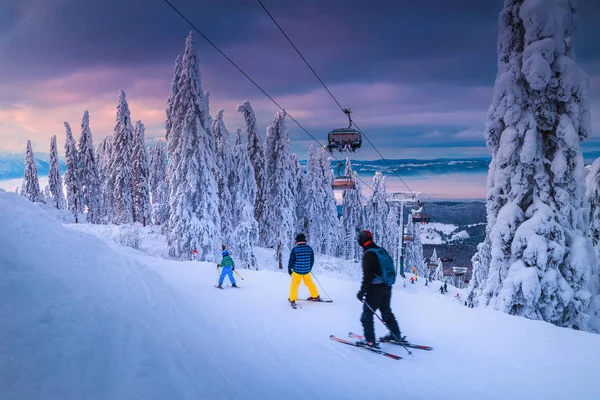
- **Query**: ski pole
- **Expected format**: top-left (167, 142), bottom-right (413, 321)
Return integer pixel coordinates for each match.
top-left (310, 272), bottom-right (333, 301)
top-left (362, 299), bottom-right (413, 356)
top-left (233, 270), bottom-right (244, 280)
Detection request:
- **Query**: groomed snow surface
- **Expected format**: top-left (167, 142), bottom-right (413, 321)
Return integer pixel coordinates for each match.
top-left (1, 190), bottom-right (599, 400)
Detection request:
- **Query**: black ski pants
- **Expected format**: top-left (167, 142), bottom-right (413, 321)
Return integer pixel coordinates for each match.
top-left (361, 284), bottom-right (401, 343)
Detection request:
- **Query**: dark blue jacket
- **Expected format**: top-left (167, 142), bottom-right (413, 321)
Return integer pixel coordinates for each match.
top-left (288, 243), bottom-right (315, 275)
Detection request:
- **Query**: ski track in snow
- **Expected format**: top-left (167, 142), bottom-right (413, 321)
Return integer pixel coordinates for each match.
top-left (2, 190), bottom-right (600, 399)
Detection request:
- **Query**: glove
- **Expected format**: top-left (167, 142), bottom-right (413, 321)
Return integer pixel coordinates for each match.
top-left (357, 291), bottom-right (366, 302)
top-left (217, 264), bottom-right (220, 269)
top-left (232, 266), bottom-right (235, 271)
top-left (288, 269), bottom-right (293, 276)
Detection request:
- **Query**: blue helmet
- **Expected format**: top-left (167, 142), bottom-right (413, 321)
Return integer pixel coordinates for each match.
top-left (222, 250), bottom-right (229, 256)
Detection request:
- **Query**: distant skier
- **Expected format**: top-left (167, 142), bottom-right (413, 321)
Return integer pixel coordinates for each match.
top-left (217, 250), bottom-right (237, 289)
top-left (410, 277), bottom-right (414, 284)
top-left (425, 279), bottom-right (429, 286)
top-left (355, 230), bottom-right (404, 348)
top-left (288, 233), bottom-right (320, 306)
top-left (444, 282), bottom-right (448, 293)
top-left (439, 285), bottom-right (444, 294)
top-left (455, 292), bottom-right (460, 300)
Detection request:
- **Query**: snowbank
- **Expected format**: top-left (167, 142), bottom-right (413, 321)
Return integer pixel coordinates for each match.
top-left (3, 191), bottom-right (600, 399)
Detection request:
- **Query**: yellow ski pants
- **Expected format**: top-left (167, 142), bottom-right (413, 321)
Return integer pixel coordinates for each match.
top-left (289, 272), bottom-right (319, 302)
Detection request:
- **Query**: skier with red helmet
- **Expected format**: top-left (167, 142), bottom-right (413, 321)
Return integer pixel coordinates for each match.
top-left (355, 230), bottom-right (405, 348)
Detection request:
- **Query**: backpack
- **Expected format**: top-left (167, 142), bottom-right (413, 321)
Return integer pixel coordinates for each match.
top-left (366, 247), bottom-right (396, 286)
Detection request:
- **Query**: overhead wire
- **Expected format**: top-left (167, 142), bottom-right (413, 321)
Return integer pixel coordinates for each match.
top-left (257, 0), bottom-right (416, 195)
top-left (163, 0), bottom-right (376, 193)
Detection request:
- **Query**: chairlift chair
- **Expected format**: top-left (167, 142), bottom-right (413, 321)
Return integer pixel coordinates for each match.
top-left (411, 200), bottom-right (430, 223)
top-left (331, 162), bottom-right (356, 191)
top-left (327, 109), bottom-right (362, 153)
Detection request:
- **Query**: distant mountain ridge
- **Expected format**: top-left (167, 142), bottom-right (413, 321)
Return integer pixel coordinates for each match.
top-left (0, 152), bottom-right (66, 180)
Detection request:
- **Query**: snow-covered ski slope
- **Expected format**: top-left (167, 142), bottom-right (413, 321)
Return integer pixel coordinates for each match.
top-left (2, 190), bottom-right (600, 400)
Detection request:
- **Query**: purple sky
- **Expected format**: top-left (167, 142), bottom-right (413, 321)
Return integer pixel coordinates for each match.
top-left (1, 0), bottom-right (599, 160)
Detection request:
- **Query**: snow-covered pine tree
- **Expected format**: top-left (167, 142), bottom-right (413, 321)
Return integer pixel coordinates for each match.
top-left (230, 128), bottom-right (259, 270)
top-left (237, 101), bottom-right (267, 244)
top-left (48, 134), bottom-right (66, 209)
top-left (404, 214), bottom-right (425, 279)
top-left (212, 109), bottom-right (234, 245)
top-left (131, 120), bottom-right (151, 226)
top-left (318, 146), bottom-right (340, 255)
top-left (434, 258), bottom-right (444, 282)
top-left (340, 159), bottom-right (365, 260)
top-left (585, 158), bottom-right (600, 331)
top-left (302, 145), bottom-right (323, 250)
top-left (96, 136), bottom-right (113, 223)
top-left (64, 122), bottom-right (83, 222)
top-left (263, 110), bottom-right (295, 267)
top-left (78, 111), bottom-right (102, 223)
top-left (167, 32), bottom-right (220, 261)
top-left (292, 153), bottom-right (306, 235)
top-left (366, 171), bottom-right (389, 245)
top-left (149, 141), bottom-right (169, 227)
top-left (22, 139), bottom-right (41, 202)
top-left (469, 0), bottom-right (595, 330)
top-left (42, 185), bottom-right (53, 205)
top-left (110, 90), bottom-right (135, 225)
top-left (165, 55), bottom-right (182, 142)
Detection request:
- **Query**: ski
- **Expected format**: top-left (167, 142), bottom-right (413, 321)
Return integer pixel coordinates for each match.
top-left (330, 335), bottom-right (402, 360)
top-left (298, 298), bottom-right (333, 303)
top-left (348, 332), bottom-right (433, 351)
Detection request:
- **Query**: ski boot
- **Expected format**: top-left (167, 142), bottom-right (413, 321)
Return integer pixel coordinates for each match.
top-left (355, 340), bottom-right (380, 349)
top-left (380, 333), bottom-right (407, 344)
top-left (217, 284), bottom-right (223, 289)
top-left (232, 284), bottom-right (238, 288)
top-left (306, 296), bottom-right (321, 302)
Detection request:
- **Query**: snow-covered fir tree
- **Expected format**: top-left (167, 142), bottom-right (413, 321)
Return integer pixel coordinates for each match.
top-left (21, 139), bottom-right (41, 202)
top-left (263, 110), bottom-right (296, 267)
top-left (132, 121), bottom-right (151, 225)
top-left (149, 141), bottom-right (169, 227)
top-left (292, 153), bottom-right (306, 235)
top-left (433, 258), bottom-right (444, 282)
top-left (404, 214), bottom-right (425, 279)
top-left (78, 111), bottom-right (102, 223)
top-left (42, 185), bottom-right (53, 205)
top-left (317, 147), bottom-right (340, 256)
top-left (366, 172), bottom-right (389, 245)
top-left (167, 32), bottom-right (220, 261)
top-left (96, 136), bottom-right (113, 223)
top-left (110, 90), bottom-right (135, 225)
top-left (48, 134), bottom-right (66, 209)
top-left (302, 146), bottom-right (323, 248)
top-left (212, 109), bottom-right (234, 245)
top-left (237, 101), bottom-right (266, 244)
top-left (63, 122), bottom-right (83, 222)
top-left (469, 0), bottom-right (595, 330)
top-left (230, 128), bottom-right (259, 270)
top-left (165, 55), bottom-right (182, 142)
top-left (340, 158), bottom-right (365, 260)
top-left (585, 158), bottom-right (600, 331)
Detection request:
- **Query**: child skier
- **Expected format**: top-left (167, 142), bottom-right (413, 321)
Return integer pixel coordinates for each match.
top-left (217, 250), bottom-right (237, 288)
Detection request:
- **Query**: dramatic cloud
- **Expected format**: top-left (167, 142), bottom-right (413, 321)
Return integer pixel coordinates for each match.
top-left (0, 0), bottom-right (598, 159)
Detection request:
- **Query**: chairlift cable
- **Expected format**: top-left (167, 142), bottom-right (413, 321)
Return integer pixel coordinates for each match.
top-left (163, 0), bottom-right (375, 193)
top-left (257, 0), bottom-right (415, 195)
